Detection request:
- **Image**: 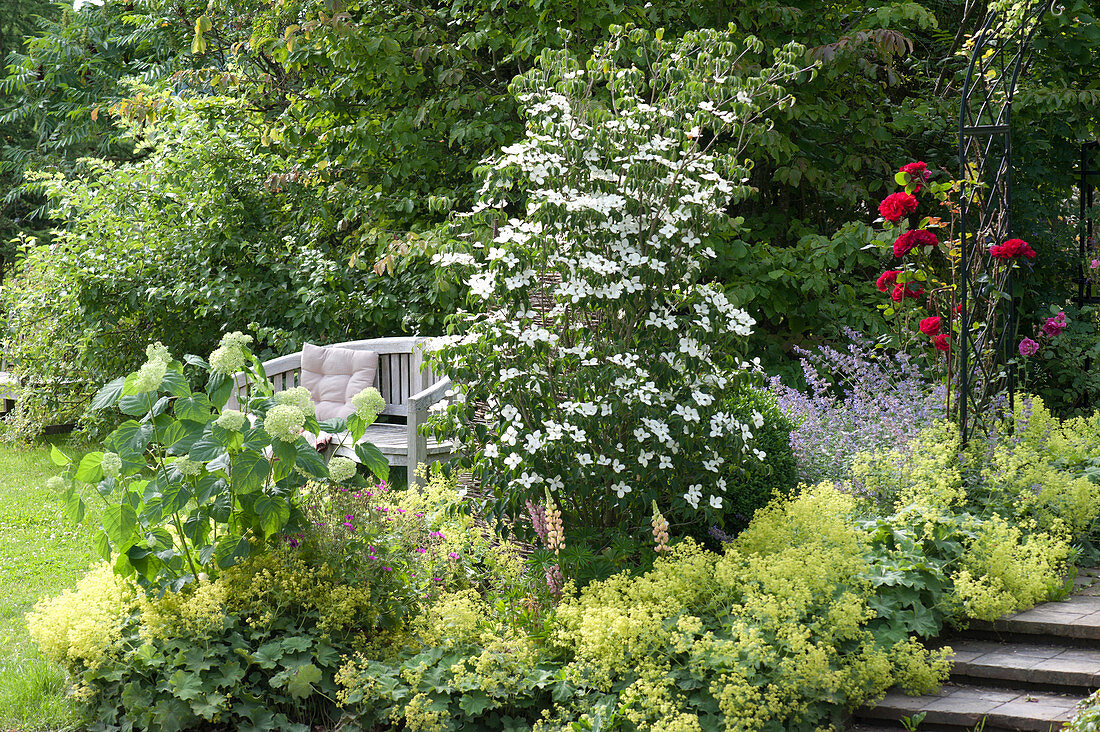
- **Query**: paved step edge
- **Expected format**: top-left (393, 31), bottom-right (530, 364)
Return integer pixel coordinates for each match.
top-left (969, 618), bottom-right (1100, 643)
top-left (856, 686), bottom-right (1079, 732)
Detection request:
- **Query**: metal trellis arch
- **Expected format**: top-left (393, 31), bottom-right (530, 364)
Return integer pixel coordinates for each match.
top-left (956, 0), bottom-right (1063, 439)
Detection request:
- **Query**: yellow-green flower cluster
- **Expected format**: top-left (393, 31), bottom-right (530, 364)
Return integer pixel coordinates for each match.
top-left (274, 386), bottom-right (316, 417)
top-left (209, 331), bottom-right (253, 376)
top-left (351, 387), bottom-right (386, 423)
top-left (264, 404), bottom-right (305, 442)
top-left (26, 564), bottom-right (137, 670)
top-left (215, 408), bottom-right (247, 432)
top-left (328, 456), bottom-right (357, 483)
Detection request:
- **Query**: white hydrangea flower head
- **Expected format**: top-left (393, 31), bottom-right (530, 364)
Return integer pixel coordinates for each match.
top-left (327, 457), bottom-right (357, 483)
top-left (351, 387), bottom-right (386, 424)
top-left (264, 404), bottom-right (305, 443)
top-left (215, 409), bottom-right (247, 432)
top-left (101, 452), bottom-right (122, 479)
top-left (145, 342), bottom-right (172, 365)
top-left (274, 386), bottom-right (315, 417)
top-left (46, 476), bottom-right (65, 491)
top-left (132, 358), bottom-right (168, 394)
top-left (173, 457), bottom-right (203, 477)
top-left (209, 331), bottom-right (254, 376)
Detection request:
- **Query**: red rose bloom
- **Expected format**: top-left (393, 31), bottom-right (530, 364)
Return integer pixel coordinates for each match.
top-left (932, 333), bottom-right (950, 352)
top-left (900, 162), bottom-right (930, 192)
top-left (953, 303), bottom-right (964, 314)
top-left (878, 192), bottom-right (919, 223)
top-left (900, 161), bottom-right (929, 181)
top-left (876, 270), bottom-right (900, 292)
top-left (919, 316), bottom-right (942, 336)
top-left (891, 282), bottom-right (924, 302)
top-left (988, 238), bottom-right (1036, 260)
top-left (893, 229), bottom-right (938, 257)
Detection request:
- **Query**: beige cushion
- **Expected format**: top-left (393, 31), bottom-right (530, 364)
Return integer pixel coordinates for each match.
top-left (300, 343), bottom-right (379, 422)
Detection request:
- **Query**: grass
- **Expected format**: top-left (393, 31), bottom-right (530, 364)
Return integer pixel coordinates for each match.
top-left (0, 439), bottom-right (98, 731)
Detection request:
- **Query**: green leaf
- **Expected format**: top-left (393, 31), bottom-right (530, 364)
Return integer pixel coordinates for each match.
top-left (317, 417), bottom-right (347, 433)
top-left (231, 451), bottom-right (270, 494)
top-left (254, 495), bottom-right (290, 537)
top-left (170, 668), bottom-right (205, 701)
top-left (106, 420), bottom-right (154, 460)
top-left (163, 420), bottom-right (204, 455)
top-left (75, 452), bottom-right (104, 484)
top-left (160, 368), bottom-right (191, 398)
top-left (118, 393), bottom-right (155, 417)
top-left (355, 442), bottom-right (390, 481)
top-left (294, 441), bottom-right (328, 479)
top-left (93, 529), bottom-right (111, 561)
top-left (459, 691), bottom-right (494, 716)
top-left (214, 534), bottom-right (250, 569)
top-left (271, 439), bottom-right (297, 482)
top-left (206, 371), bottom-right (233, 409)
top-left (62, 486), bottom-right (85, 523)
top-left (189, 435), bottom-right (226, 462)
top-left (50, 444), bottom-right (71, 467)
top-left (285, 663), bottom-right (323, 700)
top-left (175, 394), bottom-right (214, 423)
top-left (91, 376), bottom-right (126, 411)
top-left (242, 426), bottom-right (271, 451)
top-left (102, 503), bottom-right (137, 545)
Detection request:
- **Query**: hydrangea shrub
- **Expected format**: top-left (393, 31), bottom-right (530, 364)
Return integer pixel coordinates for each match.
top-left (50, 332), bottom-right (388, 591)
top-left (431, 26), bottom-right (810, 536)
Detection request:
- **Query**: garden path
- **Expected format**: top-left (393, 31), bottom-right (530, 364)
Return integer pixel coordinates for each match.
top-left (852, 568), bottom-right (1100, 731)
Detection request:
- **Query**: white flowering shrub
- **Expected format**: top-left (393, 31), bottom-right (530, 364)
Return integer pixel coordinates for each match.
top-left (430, 26), bottom-right (809, 537)
top-left (49, 333), bottom-right (389, 592)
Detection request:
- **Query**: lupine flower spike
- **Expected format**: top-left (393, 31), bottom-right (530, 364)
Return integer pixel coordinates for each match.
top-left (651, 500), bottom-right (670, 553)
top-left (544, 488), bottom-right (564, 556)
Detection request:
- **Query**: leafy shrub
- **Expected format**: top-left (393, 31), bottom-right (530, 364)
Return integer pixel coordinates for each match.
top-left (31, 552), bottom-right (373, 730)
top-left (2, 106), bottom-right (457, 440)
top-left (849, 403), bottom-right (1097, 623)
top-left (432, 27), bottom-right (809, 550)
top-left (50, 333), bottom-right (389, 592)
top-left (771, 330), bottom-right (946, 487)
top-left (1018, 303), bottom-right (1100, 418)
top-left (1067, 689), bottom-right (1100, 732)
top-left (693, 387), bottom-right (798, 541)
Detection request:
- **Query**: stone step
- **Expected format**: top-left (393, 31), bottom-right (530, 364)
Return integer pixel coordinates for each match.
top-left (965, 595), bottom-right (1100, 646)
top-left (947, 639), bottom-right (1100, 693)
top-left (855, 684), bottom-right (1080, 731)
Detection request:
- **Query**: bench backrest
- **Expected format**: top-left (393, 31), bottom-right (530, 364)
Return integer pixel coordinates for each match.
top-left (230, 337), bottom-right (442, 418)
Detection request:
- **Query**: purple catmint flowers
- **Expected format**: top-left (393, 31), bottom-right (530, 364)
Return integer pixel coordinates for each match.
top-left (770, 329), bottom-right (946, 489)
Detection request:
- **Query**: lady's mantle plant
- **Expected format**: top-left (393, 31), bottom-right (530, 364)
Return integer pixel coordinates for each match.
top-left (50, 332), bottom-right (388, 592)
top-left (431, 26), bottom-right (811, 537)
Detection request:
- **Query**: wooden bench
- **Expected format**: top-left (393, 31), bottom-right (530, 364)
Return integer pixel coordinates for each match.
top-left (227, 337), bottom-right (453, 484)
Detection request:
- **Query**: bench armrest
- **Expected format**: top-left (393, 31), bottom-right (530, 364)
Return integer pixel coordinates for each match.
top-left (407, 377), bottom-right (452, 486)
top-left (407, 377), bottom-right (453, 412)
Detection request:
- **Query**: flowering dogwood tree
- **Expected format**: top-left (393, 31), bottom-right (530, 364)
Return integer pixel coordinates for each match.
top-left (430, 26), bottom-right (811, 537)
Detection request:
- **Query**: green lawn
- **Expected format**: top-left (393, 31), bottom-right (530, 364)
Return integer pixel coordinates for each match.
top-left (0, 440), bottom-right (96, 730)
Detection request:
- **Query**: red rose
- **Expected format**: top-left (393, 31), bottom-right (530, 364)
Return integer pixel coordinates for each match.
top-left (900, 162), bottom-right (929, 181)
top-left (919, 316), bottom-right (942, 336)
top-left (988, 238), bottom-right (1036, 260)
top-left (953, 303), bottom-right (964, 314)
top-left (893, 229), bottom-right (938, 257)
top-left (932, 333), bottom-right (950, 352)
top-left (891, 282), bottom-right (924, 302)
top-left (900, 162), bottom-right (930, 192)
top-left (876, 270), bottom-right (900, 292)
top-left (878, 192), bottom-right (919, 223)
